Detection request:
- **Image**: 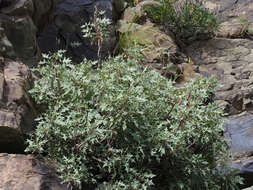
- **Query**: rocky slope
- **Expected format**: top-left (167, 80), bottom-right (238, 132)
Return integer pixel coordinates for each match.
top-left (117, 0), bottom-right (253, 188)
top-left (190, 0), bottom-right (253, 188)
top-left (1, 0), bottom-right (253, 189)
top-left (0, 0), bottom-right (125, 189)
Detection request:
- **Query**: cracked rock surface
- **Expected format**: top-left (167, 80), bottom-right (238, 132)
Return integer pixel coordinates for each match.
top-left (187, 1), bottom-right (253, 188)
top-left (0, 153), bottom-right (69, 190)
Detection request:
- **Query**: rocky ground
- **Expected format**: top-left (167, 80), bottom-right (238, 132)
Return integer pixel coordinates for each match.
top-left (1, 0), bottom-right (253, 189)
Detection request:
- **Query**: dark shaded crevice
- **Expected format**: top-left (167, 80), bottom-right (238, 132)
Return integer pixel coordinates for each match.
top-left (0, 127), bottom-right (24, 154)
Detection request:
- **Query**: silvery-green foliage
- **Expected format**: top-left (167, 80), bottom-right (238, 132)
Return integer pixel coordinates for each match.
top-left (81, 7), bottom-right (111, 67)
top-left (144, 0), bottom-right (220, 41)
top-left (81, 9), bottom-right (111, 43)
top-left (26, 50), bottom-right (241, 189)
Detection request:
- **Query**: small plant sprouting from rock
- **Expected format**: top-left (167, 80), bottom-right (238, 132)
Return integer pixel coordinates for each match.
top-left (81, 6), bottom-right (111, 68)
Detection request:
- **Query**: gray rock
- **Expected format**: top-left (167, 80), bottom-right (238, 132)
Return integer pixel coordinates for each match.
top-left (186, 38), bottom-right (253, 115)
top-left (0, 59), bottom-right (36, 153)
top-left (0, 22), bottom-right (16, 59)
top-left (2, 16), bottom-right (39, 67)
top-left (225, 113), bottom-right (253, 188)
top-left (203, 0), bottom-right (253, 38)
top-left (0, 0), bottom-right (58, 66)
top-left (204, 0), bottom-right (253, 22)
top-left (225, 113), bottom-right (253, 153)
top-left (57, 0), bottom-right (94, 12)
top-left (243, 186), bottom-right (253, 190)
top-left (0, 153), bottom-right (69, 190)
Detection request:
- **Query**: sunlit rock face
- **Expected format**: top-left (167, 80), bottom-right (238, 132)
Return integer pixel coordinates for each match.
top-left (38, 0), bottom-right (118, 63)
top-left (0, 57), bottom-right (36, 153)
top-left (0, 154), bottom-right (69, 190)
top-left (0, 0), bottom-right (58, 153)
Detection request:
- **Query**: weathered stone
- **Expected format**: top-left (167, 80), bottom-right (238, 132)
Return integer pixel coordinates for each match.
top-left (243, 186), bottom-right (253, 190)
top-left (186, 38), bottom-right (253, 114)
top-left (0, 21), bottom-right (15, 59)
top-left (112, 0), bottom-right (126, 20)
top-left (4, 59), bottom-right (32, 102)
top-left (117, 20), bottom-right (183, 78)
top-left (0, 111), bottom-right (24, 153)
top-left (215, 18), bottom-right (246, 38)
top-left (225, 113), bottom-right (253, 188)
top-left (225, 113), bottom-right (253, 153)
top-left (203, 0), bottom-right (253, 39)
top-left (0, 153), bottom-right (69, 190)
top-left (121, 7), bottom-right (143, 23)
top-left (0, 0), bottom-right (59, 66)
top-left (1, 0), bottom-right (34, 17)
top-left (204, 0), bottom-right (253, 22)
top-left (32, 0), bottom-right (58, 32)
top-left (2, 16), bottom-right (40, 67)
top-left (0, 58), bottom-right (4, 102)
top-left (0, 59), bottom-right (36, 153)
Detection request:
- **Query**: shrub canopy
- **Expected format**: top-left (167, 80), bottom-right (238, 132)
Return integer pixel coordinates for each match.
top-left (26, 50), bottom-right (241, 189)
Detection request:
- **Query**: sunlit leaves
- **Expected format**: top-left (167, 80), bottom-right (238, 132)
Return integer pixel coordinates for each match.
top-left (26, 50), bottom-right (241, 189)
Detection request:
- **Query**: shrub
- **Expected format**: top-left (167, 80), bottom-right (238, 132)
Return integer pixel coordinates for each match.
top-left (26, 50), bottom-right (241, 189)
top-left (81, 6), bottom-right (111, 68)
top-left (144, 0), bottom-right (220, 42)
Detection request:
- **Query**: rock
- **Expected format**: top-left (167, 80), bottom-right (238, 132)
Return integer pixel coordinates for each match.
top-left (0, 153), bottom-right (69, 190)
top-left (0, 22), bottom-right (16, 59)
top-left (0, 0), bottom-right (58, 152)
top-left (186, 38), bottom-right (253, 115)
top-left (183, 2), bottom-right (253, 188)
top-left (32, 0), bottom-right (59, 32)
top-left (0, 0), bottom-right (34, 17)
top-left (120, 1), bottom-right (161, 24)
top-left (215, 18), bottom-right (246, 38)
top-left (121, 6), bottom-right (143, 23)
top-left (178, 62), bottom-right (200, 83)
top-left (243, 186), bottom-right (253, 190)
top-left (2, 16), bottom-right (39, 67)
top-left (0, 58), bottom-right (36, 153)
top-left (225, 113), bottom-right (253, 154)
top-left (225, 113), bottom-right (253, 188)
top-left (38, 0), bottom-right (117, 62)
top-left (0, 0), bottom-right (58, 66)
top-left (117, 19), bottom-right (184, 78)
top-left (112, 0), bottom-right (126, 20)
top-left (229, 159), bottom-right (253, 189)
top-left (204, 0), bottom-right (253, 22)
top-left (203, 0), bottom-right (253, 38)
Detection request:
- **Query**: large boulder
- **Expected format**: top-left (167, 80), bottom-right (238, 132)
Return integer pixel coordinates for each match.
top-left (186, 38), bottom-right (253, 115)
top-left (244, 186), bottom-right (253, 190)
top-left (0, 0), bottom-right (58, 66)
top-left (225, 113), bottom-right (253, 188)
top-left (0, 22), bottom-right (15, 59)
top-left (184, 2), bottom-right (253, 187)
top-left (0, 0), bottom-right (58, 153)
top-left (0, 153), bottom-right (69, 190)
top-left (117, 5), bottom-right (186, 79)
top-left (204, 0), bottom-right (253, 21)
top-left (1, 15), bottom-right (39, 66)
top-left (204, 0), bottom-right (253, 38)
top-left (0, 57), bottom-right (36, 153)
